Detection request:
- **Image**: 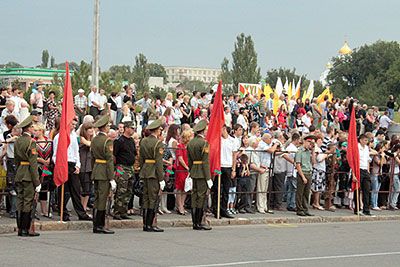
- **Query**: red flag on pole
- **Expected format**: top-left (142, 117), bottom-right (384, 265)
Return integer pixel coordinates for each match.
top-left (53, 62), bottom-right (76, 187)
top-left (347, 106), bottom-right (360, 191)
top-left (206, 80), bottom-right (225, 177)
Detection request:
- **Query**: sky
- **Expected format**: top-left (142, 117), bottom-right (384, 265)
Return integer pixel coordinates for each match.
top-left (0, 0), bottom-right (399, 80)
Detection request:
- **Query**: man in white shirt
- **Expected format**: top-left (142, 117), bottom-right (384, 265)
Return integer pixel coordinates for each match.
top-left (74, 89), bottom-right (87, 126)
top-left (285, 132), bottom-right (300, 211)
top-left (256, 133), bottom-right (279, 214)
top-left (379, 111), bottom-right (395, 129)
top-left (53, 119), bottom-right (91, 221)
top-left (236, 108), bottom-right (248, 131)
top-left (10, 88), bottom-right (21, 115)
top-left (215, 125), bottom-right (235, 218)
top-left (353, 134), bottom-right (372, 216)
top-left (88, 86), bottom-right (100, 118)
top-left (224, 106), bottom-right (232, 128)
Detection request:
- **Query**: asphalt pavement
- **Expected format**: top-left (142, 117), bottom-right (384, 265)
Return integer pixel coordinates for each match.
top-left (0, 221), bottom-right (399, 267)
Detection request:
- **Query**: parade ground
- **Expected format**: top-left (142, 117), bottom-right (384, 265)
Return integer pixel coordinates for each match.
top-left (0, 221), bottom-right (399, 267)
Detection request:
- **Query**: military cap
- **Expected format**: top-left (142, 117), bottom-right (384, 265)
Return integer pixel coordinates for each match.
top-left (193, 119), bottom-right (207, 133)
top-left (146, 119), bottom-right (162, 130)
top-left (93, 115), bottom-right (110, 128)
top-left (16, 115), bottom-right (33, 129)
top-left (303, 135), bottom-right (317, 141)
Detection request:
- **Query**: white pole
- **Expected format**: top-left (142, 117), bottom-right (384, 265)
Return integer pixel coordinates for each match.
top-left (91, 0), bottom-right (100, 90)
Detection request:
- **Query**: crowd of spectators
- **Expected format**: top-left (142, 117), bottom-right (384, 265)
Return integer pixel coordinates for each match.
top-left (0, 83), bottom-right (399, 220)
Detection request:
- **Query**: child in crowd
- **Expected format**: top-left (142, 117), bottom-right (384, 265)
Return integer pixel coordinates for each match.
top-left (235, 153), bottom-right (251, 213)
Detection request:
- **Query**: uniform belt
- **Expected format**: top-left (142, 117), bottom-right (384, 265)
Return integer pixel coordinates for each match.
top-left (193, 161), bottom-right (203, 165)
top-left (95, 159), bottom-right (107, 164)
top-left (20, 161), bottom-right (30, 166)
top-left (145, 159), bottom-right (156, 164)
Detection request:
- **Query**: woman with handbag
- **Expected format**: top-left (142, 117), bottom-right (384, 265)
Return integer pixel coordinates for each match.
top-left (175, 130), bottom-right (192, 215)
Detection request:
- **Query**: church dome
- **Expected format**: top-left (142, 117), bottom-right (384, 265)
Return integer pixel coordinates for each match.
top-left (339, 41), bottom-right (352, 55)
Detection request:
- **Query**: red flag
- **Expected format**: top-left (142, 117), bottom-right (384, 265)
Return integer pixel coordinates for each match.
top-left (206, 80), bottom-right (225, 177)
top-left (347, 106), bottom-right (360, 191)
top-left (53, 62), bottom-right (76, 187)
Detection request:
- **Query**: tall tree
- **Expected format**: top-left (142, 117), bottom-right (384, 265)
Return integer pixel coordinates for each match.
top-left (71, 60), bottom-right (91, 94)
top-left (41, 50), bottom-right (49, 68)
top-left (327, 40), bottom-right (400, 105)
top-left (132, 53), bottom-right (150, 94)
top-left (219, 57), bottom-right (233, 94)
top-left (231, 33), bottom-right (261, 87)
top-left (148, 63), bottom-right (168, 83)
top-left (109, 65), bottom-right (132, 81)
top-left (50, 56), bottom-right (55, 68)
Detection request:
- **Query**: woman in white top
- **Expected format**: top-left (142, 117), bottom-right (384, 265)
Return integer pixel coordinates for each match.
top-left (311, 135), bottom-right (331, 210)
top-left (18, 91), bottom-right (30, 121)
top-left (164, 93), bottom-right (173, 108)
top-left (172, 100), bottom-right (182, 125)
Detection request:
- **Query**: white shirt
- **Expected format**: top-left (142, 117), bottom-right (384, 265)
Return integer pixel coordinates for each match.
top-left (221, 136), bottom-right (235, 168)
top-left (286, 143), bottom-right (298, 177)
top-left (98, 94), bottom-right (107, 111)
top-left (224, 112), bottom-right (232, 127)
top-left (10, 96), bottom-right (20, 114)
top-left (359, 143), bottom-right (370, 170)
top-left (236, 114), bottom-right (248, 130)
top-left (115, 95), bottom-right (123, 109)
top-left (233, 136), bottom-right (241, 152)
top-left (88, 91), bottom-right (99, 107)
top-left (313, 146), bottom-right (326, 171)
top-left (52, 131), bottom-right (81, 169)
top-left (248, 147), bottom-right (261, 174)
top-left (190, 97), bottom-right (199, 109)
top-left (379, 114), bottom-right (392, 129)
top-left (258, 140), bottom-right (272, 167)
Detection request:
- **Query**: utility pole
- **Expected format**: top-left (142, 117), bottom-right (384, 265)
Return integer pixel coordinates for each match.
top-left (91, 0), bottom-right (99, 90)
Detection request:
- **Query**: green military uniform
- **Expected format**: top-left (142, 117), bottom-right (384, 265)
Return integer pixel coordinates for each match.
top-left (187, 120), bottom-right (212, 230)
top-left (295, 135), bottom-right (315, 216)
top-left (139, 119), bottom-right (164, 232)
top-left (91, 115), bottom-right (114, 234)
top-left (14, 116), bottom-right (40, 236)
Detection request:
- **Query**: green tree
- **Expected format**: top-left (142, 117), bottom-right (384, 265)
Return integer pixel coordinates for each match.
top-left (41, 50), bottom-right (49, 68)
top-left (231, 33), bottom-right (261, 87)
top-left (132, 53), bottom-right (150, 95)
top-left (327, 40), bottom-right (400, 105)
top-left (0, 62), bottom-right (23, 68)
top-left (50, 56), bottom-right (55, 68)
top-left (148, 63), bottom-right (168, 83)
top-left (71, 60), bottom-right (91, 94)
top-left (219, 57), bottom-right (234, 94)
top-left (108, 65), bottom-right (132, 81)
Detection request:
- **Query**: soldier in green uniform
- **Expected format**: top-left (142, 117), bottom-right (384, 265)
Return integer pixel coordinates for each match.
top-left (91, 115), bottom-right (117, 234)
top-left (14, 116), bottom-right (41, 237)
top-left (295, 135), bottom-right (316, 217)
top-left (187, 119), bottom-right (213, 231)
top-left (139, 119), bottom-right (165, 232)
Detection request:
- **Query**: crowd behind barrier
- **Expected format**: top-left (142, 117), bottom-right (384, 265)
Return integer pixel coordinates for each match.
top-left (0, 84), bottom-right (400, 222)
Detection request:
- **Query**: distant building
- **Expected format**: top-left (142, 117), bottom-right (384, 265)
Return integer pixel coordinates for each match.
top-left (165, 66), bottom-right (221, 83)
top-left (148, 76), bottom-right (164, 89)
top-left (0, 67), bottom-right (70, 90)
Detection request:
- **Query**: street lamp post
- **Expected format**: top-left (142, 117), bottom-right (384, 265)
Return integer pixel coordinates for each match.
top-left (91, 0), bottom-right (100, 90)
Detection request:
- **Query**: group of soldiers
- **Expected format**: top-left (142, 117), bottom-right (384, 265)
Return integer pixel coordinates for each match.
top-left (14, 115), bottom-right (213, 236)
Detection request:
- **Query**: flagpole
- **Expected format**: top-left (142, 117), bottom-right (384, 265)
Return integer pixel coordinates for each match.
top-left (217, 174), bottom-right (221, 219)
top-left (353, 170), bottom-right (360, 219)
top-left (60, 184), bottom-right (64, 223)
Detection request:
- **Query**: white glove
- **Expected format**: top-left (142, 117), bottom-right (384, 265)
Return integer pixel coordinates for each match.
top-left (207, 179), bottom-right (213, 189)
top-left (159, 180), bottom-right (166, 191)
top-left (110, 180), bottom-right (117, 192)
top-left (35, 184), bottom-right (42, 193)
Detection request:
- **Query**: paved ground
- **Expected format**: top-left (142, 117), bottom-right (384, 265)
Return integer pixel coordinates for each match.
top-left (0, 221), bottom-right (399, 267)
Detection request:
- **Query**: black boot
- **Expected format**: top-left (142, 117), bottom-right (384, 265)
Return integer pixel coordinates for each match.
top-left (93, 211), bottom-right (114, 234)
top-left (16, 211), bottom-right (22, 236)
top-left (92, 209), bottom-right (97, 233)
top-left (146, 209), bottom-right (164, 232)
top-left (196, 208), bottom-right (212, 231)
top-left (19, 212), bottom-right (29, 237)
top-left (27, 215), bottom-right (40, 237)
top-left (142, 209), bottom-right (149, 232)
top-left (191, 209), bottom-right (200, 230)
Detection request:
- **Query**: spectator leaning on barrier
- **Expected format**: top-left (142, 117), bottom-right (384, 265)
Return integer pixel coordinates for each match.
top-left (295, 134), bottom-right (316, 217)
top-left (285, 132), bottom-right (301, 212)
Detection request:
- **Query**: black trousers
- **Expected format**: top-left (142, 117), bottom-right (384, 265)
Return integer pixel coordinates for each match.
top-left (353, 169), bottom-right (371, 213)
top-left (58, 162), bottom-right (86, 218)
top-left (270, 172), bottom-right (286, 209)
top-left (212, 167), bottom-right (232, 214)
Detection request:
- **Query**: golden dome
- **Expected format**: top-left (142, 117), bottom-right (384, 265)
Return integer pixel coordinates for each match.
top-left (339, 41), bottom-right (352, 55)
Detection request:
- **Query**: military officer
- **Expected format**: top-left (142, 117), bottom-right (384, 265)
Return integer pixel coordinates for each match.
top-left (91, 115), bottom-right (117, 234)
top-left (139, 119), bottom-right (165, 232)
top-left (14, 116), bottom-right (41, 237)
top-left (187, 119), bottom-right (213, 230)
top-left (113, 121), bottom-right (136, 220)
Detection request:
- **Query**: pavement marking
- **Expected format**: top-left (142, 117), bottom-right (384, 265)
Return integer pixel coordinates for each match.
top-left (174, 251), bottom-right (400, 267)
